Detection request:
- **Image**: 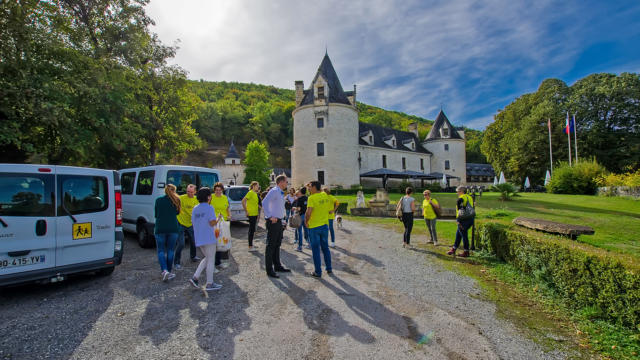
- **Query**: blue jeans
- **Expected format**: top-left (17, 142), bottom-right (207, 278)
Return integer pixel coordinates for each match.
top-left (309, 225), bottom-right (331, 276)
top-left (175, 224), bottom-right (194, 265)
top-left (296, 214), bottom-right (309, 249)
top-left (454, 218), bottom-right (474, 251)
top-left (285, 208), bottom-right (291, 221)
top-left (155, 232), bottom-right (177, 272)
top-left (328, 218), bottom-right (335, 243)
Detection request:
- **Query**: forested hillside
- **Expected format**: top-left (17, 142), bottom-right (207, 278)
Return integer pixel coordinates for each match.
top-left (187, 80), bottom-right (486, 167)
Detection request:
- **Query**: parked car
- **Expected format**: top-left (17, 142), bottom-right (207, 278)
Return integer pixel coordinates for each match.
top-left (0, 164), bottom-right (123, 287)
top-left (118, 165), bottom-right (221, 248)
top-left (225, 185), bottom-right (250, 222)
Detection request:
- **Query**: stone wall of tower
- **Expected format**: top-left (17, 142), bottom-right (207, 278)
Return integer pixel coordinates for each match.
top-left (424, 138), bottom-right (466, 186)
top-left (291, 103), bottom-right (359, 188)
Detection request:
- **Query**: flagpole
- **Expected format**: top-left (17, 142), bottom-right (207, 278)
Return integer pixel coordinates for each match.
top-left (573, 113), bottom-right (578, 163)
top-left (566, 111), bottom-right (572, 166)
top-left (548, 118), bottom-right (553, 174)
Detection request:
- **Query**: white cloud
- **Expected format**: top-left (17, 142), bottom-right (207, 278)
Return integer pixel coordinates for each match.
top-left (145, 0), bottom-right (640, 130)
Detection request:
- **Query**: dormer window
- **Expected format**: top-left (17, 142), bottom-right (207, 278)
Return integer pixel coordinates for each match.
top-left (412, 143), bottom-right (415, 150)
top-left (392, 139), bottom-right (395, 147)
top-left (442, 127), bottom-right (449, 137)
top-left (369, 135), bottom-right (373, 144)
top-left (317, 86), bottom-right (325, 100)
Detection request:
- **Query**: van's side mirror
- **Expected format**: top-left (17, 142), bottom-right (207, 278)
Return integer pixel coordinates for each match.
top-left (157, 182), bottom-right (166, 189)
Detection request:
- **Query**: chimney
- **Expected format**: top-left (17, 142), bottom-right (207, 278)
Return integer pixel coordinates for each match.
top-left (352, 84), bottom-right (357, 105)
top-left (408, 122), bottom-right (419, 137)
top-left (295, 81), bottom-right (304, 106)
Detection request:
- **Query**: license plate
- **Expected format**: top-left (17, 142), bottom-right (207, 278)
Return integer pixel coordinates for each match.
top-left (0, 255), bottom-right (45, 269)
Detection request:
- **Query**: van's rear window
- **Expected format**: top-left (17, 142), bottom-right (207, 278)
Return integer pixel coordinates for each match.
top-left (227, 187), bottom-right (249, 201)
top-left (0, 173), bottom-right (55, 217)
top-left (58, 175), bottom-right (108, 214)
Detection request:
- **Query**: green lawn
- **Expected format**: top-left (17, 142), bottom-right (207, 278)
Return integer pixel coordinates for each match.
top-left (336, 192), bottom-right (640, 260)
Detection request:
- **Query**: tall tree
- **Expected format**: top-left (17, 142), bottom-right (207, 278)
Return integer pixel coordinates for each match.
top-left (242, 140), bottom-right (271, 189)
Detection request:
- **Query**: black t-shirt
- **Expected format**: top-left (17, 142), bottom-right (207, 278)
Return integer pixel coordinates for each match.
top-left (294, 195), bottom-right (308, 214)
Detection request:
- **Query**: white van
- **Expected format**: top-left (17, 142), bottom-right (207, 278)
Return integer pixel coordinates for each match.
top-left (225, 185), bottom-right (250, 222)
top-left (118, 165), bottom-right (221, 248)
top-left (0, 164), bottom-right (123, 287)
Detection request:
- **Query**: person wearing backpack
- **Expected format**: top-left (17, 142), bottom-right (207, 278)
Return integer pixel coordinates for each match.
top-left (448, 186), bottom-right (475, 257)
top-left (422, 190), bottom-right (439, 245)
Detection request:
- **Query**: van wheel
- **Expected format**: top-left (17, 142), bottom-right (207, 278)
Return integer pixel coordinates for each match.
top-left (137, 224), bottom-right (155, 248)
top-left (96, 266), bottom-right (115, 276)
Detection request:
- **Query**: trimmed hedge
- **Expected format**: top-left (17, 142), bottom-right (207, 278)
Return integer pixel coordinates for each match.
top-left (476, 222), bottom-right (639, 329)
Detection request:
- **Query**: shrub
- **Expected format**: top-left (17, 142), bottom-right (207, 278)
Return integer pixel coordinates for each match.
top-left (396, 180), bottom-right (413, 193)
top-left (489, 183), bottom-right (519, 201)
top-left (547, 159), bottom-right (607, 195)
top-left (597, 169), bottom-right (640, 188)
top-left (475, 222), bottom-right (639, 329)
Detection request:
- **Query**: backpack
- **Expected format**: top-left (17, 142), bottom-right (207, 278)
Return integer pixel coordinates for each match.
top-left (430, 200), bottom-right (442, 218)
top-left (457, 196), bottom-right (475, 220)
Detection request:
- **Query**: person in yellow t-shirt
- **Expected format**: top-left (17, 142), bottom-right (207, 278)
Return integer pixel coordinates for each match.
top-left (210, 182), bottom-right (231, 268)
top-left (323, 187), bottom-right (339, 248)
top-left (305, 181), bottom-right (332, 278)
top-left (175, 184), bottom-right (200, 266)
top-left (242, 181), bottom-right (261, 251)
top-left (422, 190), bottom-right (439, 245)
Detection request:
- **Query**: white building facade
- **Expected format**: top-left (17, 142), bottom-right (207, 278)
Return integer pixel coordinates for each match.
top-left (291, 54), bottom-right (466, 188)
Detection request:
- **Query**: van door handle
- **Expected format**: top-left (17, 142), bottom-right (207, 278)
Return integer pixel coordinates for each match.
top-left (36, 219), bottom-right (47, 236)
top-left (8, 250), bottom-right (30, 257)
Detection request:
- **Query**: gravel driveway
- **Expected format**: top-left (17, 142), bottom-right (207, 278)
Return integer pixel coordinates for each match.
top-left (0, 219), bottom-right (569, 359)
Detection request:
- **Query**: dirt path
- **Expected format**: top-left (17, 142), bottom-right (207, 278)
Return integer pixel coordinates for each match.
top-left (0, 219), bottom-right (567, 359)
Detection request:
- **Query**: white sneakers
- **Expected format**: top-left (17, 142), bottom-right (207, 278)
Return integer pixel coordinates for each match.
top-left (161, 270), bottom-right (176, 281)
top-left (329, 243), bottom-right (336, 248)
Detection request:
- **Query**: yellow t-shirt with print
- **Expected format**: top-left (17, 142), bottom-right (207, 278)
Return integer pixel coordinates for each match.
top-left (327, 195), bottom-right (338, 215)
top-left (209, 194), bottom-right (229, 221)
top-left (456, 194), bottom-right (474, 218)
top-left (243, 190), bottom-right (259, 216)
top-left (177, 194), bottom-right (199, 227)
top-left (307, 192), bottom-right (330, 229)
top-left (422, 198), bottom-right (439, 220)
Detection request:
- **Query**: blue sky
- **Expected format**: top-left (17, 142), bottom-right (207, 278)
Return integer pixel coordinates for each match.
top-left (145, 0), bottom-right (640, 130)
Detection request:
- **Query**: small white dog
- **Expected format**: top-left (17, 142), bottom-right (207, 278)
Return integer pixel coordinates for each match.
top-left (335, 214), bottom-right (343, 229)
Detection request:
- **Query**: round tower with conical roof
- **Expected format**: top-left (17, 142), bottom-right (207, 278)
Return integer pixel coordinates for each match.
top-left (291, 53), bottom-right (359, 188)
top-left (422, 110), bottom-right (466, 186)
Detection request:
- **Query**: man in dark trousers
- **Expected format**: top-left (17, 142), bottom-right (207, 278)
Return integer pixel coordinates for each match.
top-left (262, 175), bottom-right (291, 278)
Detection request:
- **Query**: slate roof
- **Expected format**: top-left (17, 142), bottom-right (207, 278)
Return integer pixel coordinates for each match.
top-left (299, 53), bottom-right (352, 106)
top-left (359, 122), bottom-right (432, 155)
top-left (271, 168), bottom-right (291, 178)
top-left (466, 163), bottom-right (495, 177)
top-left (425, 110), bottom-right (463, 140)
top-left (225, 141), bottom-right (240, 159)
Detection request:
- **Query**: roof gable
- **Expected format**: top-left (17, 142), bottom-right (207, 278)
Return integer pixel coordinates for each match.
top-left (300, 53), bottom-right (352, 106)
top-left (425, 110), bottom-right (463, 140)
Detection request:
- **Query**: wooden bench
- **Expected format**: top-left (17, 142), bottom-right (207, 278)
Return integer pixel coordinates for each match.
top-left (513, 217), bottom-right (595, 240)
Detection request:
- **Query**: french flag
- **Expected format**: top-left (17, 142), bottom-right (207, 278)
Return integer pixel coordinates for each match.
top-left (565, 112), bottom-right (575, 134)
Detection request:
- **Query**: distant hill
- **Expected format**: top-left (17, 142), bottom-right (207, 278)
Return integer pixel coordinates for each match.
top-left (186, 80), bottom-right (484, 167)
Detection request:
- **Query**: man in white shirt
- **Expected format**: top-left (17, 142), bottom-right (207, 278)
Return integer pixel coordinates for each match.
top-left (262, 175), bottom-right (291, 278)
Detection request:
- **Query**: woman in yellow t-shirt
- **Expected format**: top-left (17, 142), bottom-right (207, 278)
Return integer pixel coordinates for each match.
top-left (422, 190), bottom-right (439, 245)
top-left (210, 182), bottom-right (231, 268)
top-left (242, 181), bottom-right (261, 251)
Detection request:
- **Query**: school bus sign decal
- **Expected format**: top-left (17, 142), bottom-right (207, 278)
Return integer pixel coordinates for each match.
top-left (73, 222), bottom-right (92, 240)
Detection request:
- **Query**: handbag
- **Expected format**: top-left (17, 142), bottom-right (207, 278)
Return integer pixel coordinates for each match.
top-left (431, 201), bottom-right (442, 218)
top-left (457, 197), bottom-right (476, 220)
top-left (289, 210), bottom-right (302, 228)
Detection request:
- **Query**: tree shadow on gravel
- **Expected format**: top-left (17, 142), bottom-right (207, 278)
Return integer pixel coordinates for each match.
top-left (321, 274), bottom-right (422, 344)
top-left (0, 273), bottom-right (114, 359)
